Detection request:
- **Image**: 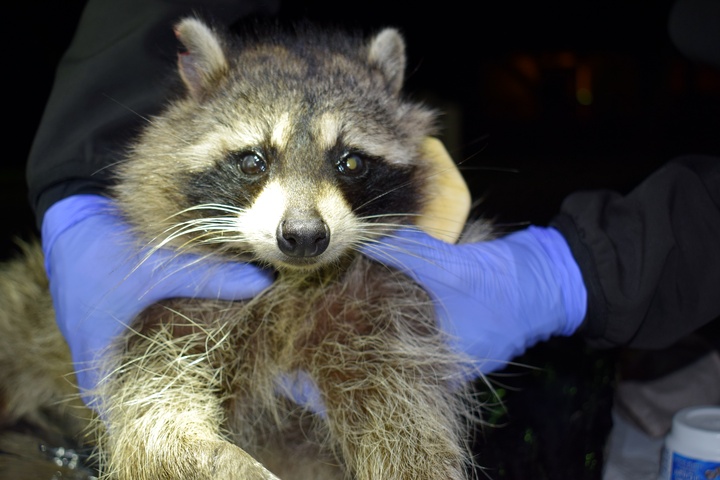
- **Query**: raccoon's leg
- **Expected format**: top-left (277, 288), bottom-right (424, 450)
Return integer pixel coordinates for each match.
top-left (95, 309), bottom-right (278, 480)
top-left (312, 331), bottom-right (473, 480)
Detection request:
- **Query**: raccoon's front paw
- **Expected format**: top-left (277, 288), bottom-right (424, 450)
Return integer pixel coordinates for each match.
top-left (107, 439), bottom-right (280, 479)
top-left (212, 441), bottom-right (280, 480)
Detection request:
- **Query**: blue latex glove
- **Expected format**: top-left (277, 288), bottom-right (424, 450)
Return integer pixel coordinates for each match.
top-left (42, 194), bottom-right (274, 399)
top-left (275, 370), bottom-right (327, 417)
top-left (361, 226), bottom-right (587, 374)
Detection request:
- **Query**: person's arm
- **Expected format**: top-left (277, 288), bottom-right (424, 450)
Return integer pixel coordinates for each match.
top-left (552, 154), bottom-right (720, 349)
top-left (362, 155), bottom-right (720, 372)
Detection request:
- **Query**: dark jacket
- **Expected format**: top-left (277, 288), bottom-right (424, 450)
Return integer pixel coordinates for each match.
top-left (553, 155), bottom-right (720, 349)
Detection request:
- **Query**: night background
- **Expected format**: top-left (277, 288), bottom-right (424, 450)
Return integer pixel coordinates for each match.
top-left (4, 1), bottom-right (720, 478)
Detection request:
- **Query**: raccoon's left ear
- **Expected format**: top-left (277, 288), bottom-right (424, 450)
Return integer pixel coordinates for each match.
top-left (368, 28), bottom-right (406, 94)
top-left (174, 18), bottom-right (229, 99)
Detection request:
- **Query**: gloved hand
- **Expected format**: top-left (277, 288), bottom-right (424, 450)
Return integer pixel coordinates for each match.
top-left (42, 194), bottom-right (275, 399)
top-left (361, 226), bottom-right (587, 374)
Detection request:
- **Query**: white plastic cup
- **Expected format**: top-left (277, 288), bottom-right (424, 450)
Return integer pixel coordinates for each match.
top-left (658, 405), bottom-right (720, 480)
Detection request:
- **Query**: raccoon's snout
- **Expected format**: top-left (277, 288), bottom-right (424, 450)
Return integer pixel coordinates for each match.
top-left (276, 218), bottom-right (331, 258)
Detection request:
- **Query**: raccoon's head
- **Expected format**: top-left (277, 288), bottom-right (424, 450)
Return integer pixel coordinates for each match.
top-left (114, 18), bottom-right (438, 271)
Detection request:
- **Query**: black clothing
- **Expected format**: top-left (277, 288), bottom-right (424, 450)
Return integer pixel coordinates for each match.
top-left (26, 0), bottom-right (279, 230)
top-left (553, 155), bottom-right (720, 349)
top-left (669, 0), bottom-right (720, 70)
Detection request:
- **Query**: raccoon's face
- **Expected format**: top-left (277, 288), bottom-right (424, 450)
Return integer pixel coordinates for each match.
top-left (115, 19), bottom-right (436, 271)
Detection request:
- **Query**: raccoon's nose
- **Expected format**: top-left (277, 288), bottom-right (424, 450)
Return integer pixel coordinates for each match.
top-left (277, 218), bottom-right (331, 258)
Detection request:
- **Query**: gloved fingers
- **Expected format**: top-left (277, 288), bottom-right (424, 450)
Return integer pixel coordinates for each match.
top-left (361, 228), bottom-right (509, 303)
top-left (361, 228), bottom-right (462, 279)
top-left (135, 248), bottom-right (275, 303)
top-left (194, 261), bottom-right (275, 300)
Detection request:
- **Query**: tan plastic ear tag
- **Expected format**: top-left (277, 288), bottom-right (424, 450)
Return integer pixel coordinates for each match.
top-left (415, 137), bottom-right (471, 244)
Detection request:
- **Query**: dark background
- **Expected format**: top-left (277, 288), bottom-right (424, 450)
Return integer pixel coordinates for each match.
top-left (5, 1), bottom-right (720, 478)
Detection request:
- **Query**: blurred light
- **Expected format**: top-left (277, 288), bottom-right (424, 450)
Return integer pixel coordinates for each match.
top-left (514, 54), bottom-right (540, 81)
top-left (555, 52), bottom-right (576, 69)
top-left (577, 87), bottom-right (593, 105)
top-left (576, 64), bottom-right (593, 106)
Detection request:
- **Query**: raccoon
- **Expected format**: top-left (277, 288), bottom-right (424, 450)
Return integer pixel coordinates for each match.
top-left (0, 17), bottom-right (493, 479)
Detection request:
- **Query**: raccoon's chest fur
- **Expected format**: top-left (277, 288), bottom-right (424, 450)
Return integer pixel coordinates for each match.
top-left (141, 254), bottom-right (434, 393)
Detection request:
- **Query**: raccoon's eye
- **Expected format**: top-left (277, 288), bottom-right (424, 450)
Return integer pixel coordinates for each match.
top-left (232, 151), bottom-right (267, 176)
top-left (336, 152), bottom-right (367, 176)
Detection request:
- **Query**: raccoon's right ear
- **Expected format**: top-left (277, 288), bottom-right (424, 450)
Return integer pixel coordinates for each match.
top-left (174, 18), bottom-right (229, 99)
top-left (368, 28), bottom-right (406, 94)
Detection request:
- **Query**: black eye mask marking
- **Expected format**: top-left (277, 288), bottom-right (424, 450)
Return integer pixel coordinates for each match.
top-left (180, 143), bottom-right (422, 226)
top-left (182, 150), bottom-right (270, 211)
top-left (331, 149), bottom-right (422, 220)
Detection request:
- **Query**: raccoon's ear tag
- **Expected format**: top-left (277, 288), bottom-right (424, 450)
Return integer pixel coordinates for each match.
top-left (416, 138), bottom-right (471, 244)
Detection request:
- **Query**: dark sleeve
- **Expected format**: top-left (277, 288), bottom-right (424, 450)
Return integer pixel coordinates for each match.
top-left (551, 155), bottom-right (720, 349)
top-left (26, 0), bottom-right (279, 230)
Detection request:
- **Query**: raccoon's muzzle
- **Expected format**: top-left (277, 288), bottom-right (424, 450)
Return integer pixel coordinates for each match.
top-left (276, 215), bottom-right (330, 258)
